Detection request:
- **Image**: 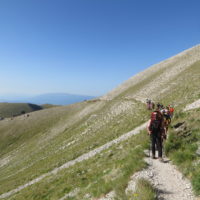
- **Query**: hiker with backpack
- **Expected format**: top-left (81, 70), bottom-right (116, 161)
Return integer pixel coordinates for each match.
top-left (162, 107), bottom-right (171, 134)
top-left (147, 105), bottom-right (164, 161)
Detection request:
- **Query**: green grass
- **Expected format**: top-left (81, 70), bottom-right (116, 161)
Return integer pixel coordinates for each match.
top-left (6, 130), bottom-right (149, 200)
top-left (164, 109), bottom-right (200, 195)
top-left (126, 178), bottom-right (157, 200)
top-left (0, 101), bottom-right (104, 193)
top-left (0, 101), bottom-right (102, 156)
top-left (0, 99), bottom-right (148, 195)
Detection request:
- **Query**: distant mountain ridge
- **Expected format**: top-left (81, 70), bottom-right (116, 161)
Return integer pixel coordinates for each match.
top-left (0, 93), bottom-right (96, 105)
top-left (0, 103), bottom-right (42, 118)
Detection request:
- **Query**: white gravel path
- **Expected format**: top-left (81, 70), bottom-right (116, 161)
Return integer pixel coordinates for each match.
top-left (0, 122), bottom-right (148, 199)
top-left (184, 99), bottom-right (200, 111)
top-left (126, 152), bottom-right (197, 200)
top-left (99, 153), bottom-right (197, 200)
top-left (58, 188), bottom-right (80, 200)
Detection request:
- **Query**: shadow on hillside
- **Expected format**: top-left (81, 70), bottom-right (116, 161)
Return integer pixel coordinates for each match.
top-left (28, 103), bottom-right (42, 111)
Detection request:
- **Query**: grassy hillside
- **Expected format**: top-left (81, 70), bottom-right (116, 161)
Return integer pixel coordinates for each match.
top-left (165, 108), bottom-right (200, 196)
top-left (0, 103), bottom-right (42, 118)
top-left (0, 99), bottom-right (149, 197)
top-left (0, 45), bottom-right (200, 199)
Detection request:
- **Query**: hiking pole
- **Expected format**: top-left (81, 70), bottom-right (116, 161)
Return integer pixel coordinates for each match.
top-left (162, 137), bottom-right (166, 158)
top-left (149, 135), bottom-right (151, 157)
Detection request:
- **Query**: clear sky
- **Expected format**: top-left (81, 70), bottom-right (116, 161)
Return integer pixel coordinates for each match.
top-left (0, 0), bottom-right (199, 96)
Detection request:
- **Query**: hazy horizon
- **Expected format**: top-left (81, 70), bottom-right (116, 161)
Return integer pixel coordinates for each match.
top-left (0, 93), bottom-right (96, 105)
top-left (0, 92), bottom-right (97, 98)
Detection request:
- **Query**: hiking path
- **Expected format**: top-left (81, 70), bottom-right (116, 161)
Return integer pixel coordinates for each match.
top-left (125, 152), bottom-right (197, 200)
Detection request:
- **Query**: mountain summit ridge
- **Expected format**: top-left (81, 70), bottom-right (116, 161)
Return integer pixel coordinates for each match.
top-left (101, 44), bottom-right (200, 102)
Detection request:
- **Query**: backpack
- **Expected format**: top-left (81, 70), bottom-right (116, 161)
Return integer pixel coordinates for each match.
top-left (150, 111), bottom-right (162, 132)
top-left (163, 114), bottom-right (171, 126)
top-left (170, 107), bottom-right (174, 113)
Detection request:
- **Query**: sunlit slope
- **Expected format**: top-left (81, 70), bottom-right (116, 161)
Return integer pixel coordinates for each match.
top-left (0, 97), bottom-right (148, 195)
top-left (0, 103), bottom-right (42, 118)
top-left (102, 44), bottom-right (200, 104)
top-left (0, 45), bottom-right (200, 199)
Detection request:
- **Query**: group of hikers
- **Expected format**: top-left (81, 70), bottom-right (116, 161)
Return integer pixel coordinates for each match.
top-left (147, 102), bottom-right (175, 162)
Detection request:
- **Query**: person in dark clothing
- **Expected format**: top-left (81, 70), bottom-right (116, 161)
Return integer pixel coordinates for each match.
top-left (147, 106), bottom-right (164, 161)
top-left (151, 102), bottom-right (155, 110)
top-left (146, 99), bottom-right (151, 110)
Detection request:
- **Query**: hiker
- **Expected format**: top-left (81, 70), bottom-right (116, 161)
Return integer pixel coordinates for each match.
top-left (146, 99), bottom-right (151, 110)
top-left (151, 102), bottom-right (155, 110)
top-left (147, 105), bottom-right (164, 161)
top-left (149, 100), bottom-right (155, 110)
top-left (156, 103), bottom-right (161, 111)
top-left (162, 107), bottom-right (171, 134)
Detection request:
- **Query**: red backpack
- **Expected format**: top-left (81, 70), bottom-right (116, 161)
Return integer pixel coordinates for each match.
top-left (150, 111), bottom-right (163, 132)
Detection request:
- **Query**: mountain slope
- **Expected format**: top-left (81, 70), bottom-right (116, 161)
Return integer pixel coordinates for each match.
top-left (102, 44), bottom-right (200, 103)
top-left (0, 45), bottom-right (200, 199)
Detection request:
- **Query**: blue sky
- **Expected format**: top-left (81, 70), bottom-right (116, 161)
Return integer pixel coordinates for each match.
top-left (0, 0), bottom-right (199, 96)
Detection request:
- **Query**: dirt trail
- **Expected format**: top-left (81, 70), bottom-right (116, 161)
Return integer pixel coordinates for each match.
top-left (0, 122), bottom-right (147, 199)
top-left (126, 152), bottom-right (196, 200)
top-left (98, 152), bottom-right (196, 200)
